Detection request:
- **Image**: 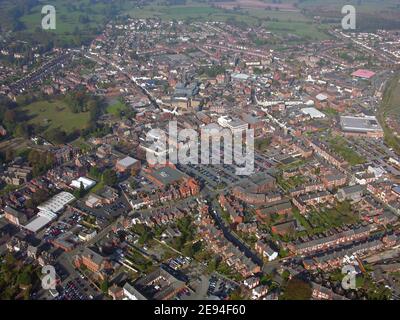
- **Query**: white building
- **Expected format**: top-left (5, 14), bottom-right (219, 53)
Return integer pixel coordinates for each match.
top-left (24, 192), bottom-right (75, 233)
top-left (70, 176), bottom-right (96, 190)
top-left (217, 116), bottom-right (248, 134)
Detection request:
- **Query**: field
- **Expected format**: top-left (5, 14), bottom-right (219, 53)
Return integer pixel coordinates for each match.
top-left (22, 100), bottom-right (90, 133)
top-left (3, 0), bottom-right (400, 46)
top-left (1, 0), bottom-right (340, 44)
top-left (297, 0), bottom-right (400, 13)
top-left (378, 75), bottom-right (400, 153)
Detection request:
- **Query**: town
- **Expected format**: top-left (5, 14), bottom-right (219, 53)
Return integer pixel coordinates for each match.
top-left (1, 0), bottom-right (400, 302)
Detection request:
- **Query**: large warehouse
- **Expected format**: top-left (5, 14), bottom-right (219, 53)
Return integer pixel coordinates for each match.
top-left (340, 115), bottom-right (384, 138)
top-left (24, 192), bottom-right (76, 233)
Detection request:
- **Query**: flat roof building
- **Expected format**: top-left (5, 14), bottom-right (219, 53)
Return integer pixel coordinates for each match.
top-left (301, 107), bottom-right (326, 119)
top-left (116, 156), bottom-right (140, 172)
top-left (70, 176), bottom-right (96, 190)
top-left (24, 192), bottom-right (75, 233)
top-left (340, 116), bottom-right (383, 137)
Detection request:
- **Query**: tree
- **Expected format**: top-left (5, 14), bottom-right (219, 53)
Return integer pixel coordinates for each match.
top-left (74, 181), bottom-right (86, 198)
top-left (100, 279), bottom-right (109, 293)
top-left (17, 271), bottom-right (32, 286)
top-left (281, 278), bottom-right (312, 300)
top-left (89, 166), bottom-right (101, 179)
top-left (229, 287), bottom-right (245, 300)
top-left (102, 169), bottom-right (117, 186)
top-left (5, 148), bottom-right (15, 162)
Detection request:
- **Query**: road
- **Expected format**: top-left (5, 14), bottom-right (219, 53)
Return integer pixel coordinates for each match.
top-left (209, 198), bottom-right (263, 267)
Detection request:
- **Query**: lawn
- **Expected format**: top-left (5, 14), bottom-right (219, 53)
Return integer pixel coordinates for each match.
top-left (22, 99), bottom-right (90, 133)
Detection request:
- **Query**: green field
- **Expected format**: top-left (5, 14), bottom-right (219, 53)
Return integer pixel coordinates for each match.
top-left (378, 75), bottom-right (400, 153)
top-left (297, 0), bottom-right (400, 13)
top-left (3, 0), bottom-right (400, 47)
top-left (1, 0), bottom-right (336, 45)
top-left (126, 3), bottom-right (330, 40)
top-left (20, 0), bottom-right (108, 39)
top-left (22, 100), bottom-right (90, 133)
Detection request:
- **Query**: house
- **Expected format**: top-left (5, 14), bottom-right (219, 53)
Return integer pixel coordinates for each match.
top-left (74, 247), bottom-right (111, 279)
top-left (123, 282), bottom-right (147, 300)
top-left (256, 200), bottom-right (292, 219)
top-left (0, 125), bottom-right (6, 136)
top-left (3, 206), bottom-right (27, 226)
top-left (336, 185), bottom-right (365, 202)
top-left (255, 240), bottom-right (278, 261)
top-left (252, 285), bottom-right (268, 300)
top-left (243, 277), bottom-right (260, 289)
top-left (108, 284), bottom-right (124, 300)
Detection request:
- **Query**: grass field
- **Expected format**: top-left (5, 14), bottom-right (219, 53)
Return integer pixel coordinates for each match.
top-left (297, 0), bottom-right (400, 13)
top-left (126, 3), bottom-right (330, 39)
top-left (22, 100), bottom-right (90, 133)
top-left (3, 0), bottom-right (400, 46)
top-left (1, 0), bottom-right (335, 44)
top-left (378, 75), bottom-right (400, 153)
top-left (20, 0), bottom-right (108, 39)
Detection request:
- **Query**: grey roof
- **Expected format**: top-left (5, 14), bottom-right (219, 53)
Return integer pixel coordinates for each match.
top-left (117, 156), bottom-right (139, 168)
top-left (150, 167), bottom-right (186, 185)
top-left (123, 283), bottom-right (147, 300)
top-left (340, 116), bottom-right (383, 133)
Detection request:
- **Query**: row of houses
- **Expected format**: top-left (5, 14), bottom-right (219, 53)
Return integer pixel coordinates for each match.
top-left (303, 234), bottom-right (398, 271)
top-left (291, 225), bottom-right (372, 255)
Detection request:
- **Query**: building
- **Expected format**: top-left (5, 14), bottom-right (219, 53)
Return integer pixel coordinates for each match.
top-left (123, 282), bottom-right (147, 300)
top-left (3, 206), bottom-right (27, 226)
top-left (74, 247), bottom-right (111, 279)
top-left (256, 200), bottom-right (292, 219)
top-left (293, 226), bottom-right (371, 255)
top-left (255, 240), bottom-right (278, 261)
top-left (1, 165), bottom-right (32, 185)
top-left (130, 266), bottom-right (187, 300)
top-left (70, 176), bottom-right (96, 190)
top-left (340, 115), bottom-right (383, 138)
top-left (24, 192), bottom-right (76, 233)
top-left (108, 284), bottom-right (124, 300)
top-left (301, 107), bottom-right (326, 119)
top-left (336, 185), bottom-right (365, 202)
top-left (116, 156), bottom-right (141, 173)
top-left (351, 69), bottom-right (375, 79)
top-left (217, 116), bottom-right (248, 134)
